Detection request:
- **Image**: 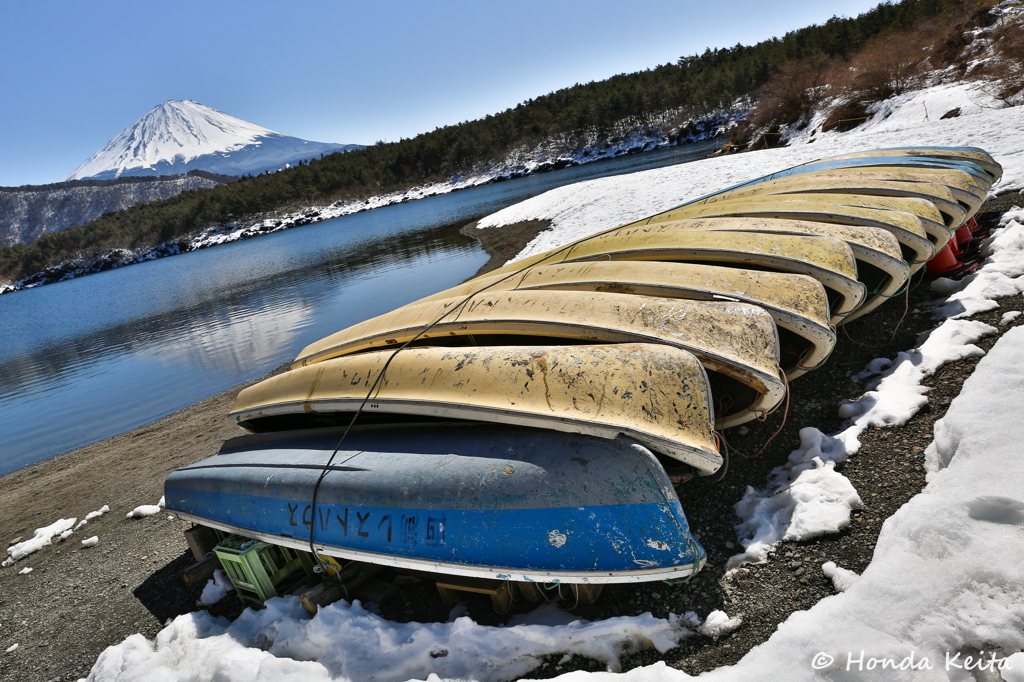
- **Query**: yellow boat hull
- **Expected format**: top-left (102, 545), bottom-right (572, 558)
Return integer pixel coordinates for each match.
top-left (484, 225), bottom-right (864, 324)
top-left (693, 176), bottom-right (967, 228)
top-left (647, 217), bottom-right (909, 322)
top-left (415, 260), bottom-right (835, 380)
top-left (233, 343), bottom-right (724, 473)
top-left (294, 290), bottom-right (785, 429)
top-left (639, 195), bottom-right (939, 266)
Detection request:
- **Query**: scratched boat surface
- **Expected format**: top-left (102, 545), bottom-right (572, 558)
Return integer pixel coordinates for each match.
top-left (414, 260), bottom-right (835, 380)
top-left (696, 176), bottom-right (968, 228)
top-left (641, 195), bottom-right (940, 268)
top-left (484, 226), bottom-right (864, 323)
top-left (787, 168), bottom-right (987, 216)
top-left (646, 217), bottom-right (909, 323)
top-left (291, 290), bottom-right (785, 429)
top-left (232, 343), bottom-right (723, 473)
top-left (165, 423), bottom-right (707, 583)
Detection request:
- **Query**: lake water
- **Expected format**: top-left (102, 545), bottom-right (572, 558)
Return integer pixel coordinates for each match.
top-left (0, 141), bottom-right (719, 475)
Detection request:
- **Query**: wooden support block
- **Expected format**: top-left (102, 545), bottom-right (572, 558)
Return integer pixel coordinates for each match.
top-left (183, 526), bottom-right (221, 563)
top-left (181, 554), bottom-right (221, 588)
top-left (298, 563), bottom-right (385, 615)
top-left (572, 583), bottom-right (604, 606)
top-left (436, 576), bottom-right (512, 613)
top-left (300, 582), bottom-right (344, 616)
top-left (514, 582), bottom-right (544, 603)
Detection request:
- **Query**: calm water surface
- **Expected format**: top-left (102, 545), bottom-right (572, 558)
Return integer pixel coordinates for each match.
top-left (0, 142), bottom-right (718, 475)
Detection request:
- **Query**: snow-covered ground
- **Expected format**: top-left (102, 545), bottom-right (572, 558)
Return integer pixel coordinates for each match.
top-left (51, 80), bottom-right (1024, 680)
top-left (476, 81), bottom-right (1024, 261)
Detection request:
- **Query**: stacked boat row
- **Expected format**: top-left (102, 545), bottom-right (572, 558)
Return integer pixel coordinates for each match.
top-left (165, 146), bottom-right (1001, 587)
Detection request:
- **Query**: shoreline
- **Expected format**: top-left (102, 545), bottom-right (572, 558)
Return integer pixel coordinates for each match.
top-left (1, 202), bottom-right (1021, 680)
top-left (0, 135), bottom-right (726, 296)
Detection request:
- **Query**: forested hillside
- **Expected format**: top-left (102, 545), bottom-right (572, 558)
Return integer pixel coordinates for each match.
top-left (0, 0), bottom-right (978, 284)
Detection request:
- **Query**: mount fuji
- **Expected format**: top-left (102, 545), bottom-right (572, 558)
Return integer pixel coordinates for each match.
top-left (64, 100), bottom-right (363, 181)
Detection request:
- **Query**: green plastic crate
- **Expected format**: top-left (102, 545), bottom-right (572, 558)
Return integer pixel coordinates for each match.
top-left (213, 536), bottom-right (315, 607)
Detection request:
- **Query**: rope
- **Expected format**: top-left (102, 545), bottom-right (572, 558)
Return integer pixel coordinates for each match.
top-left (660, 538), bottom-right (703, 586)
top-left (841, 275), bottom-right (912, 349)
top-left (718, 368), bottom-right (790, 460)
top-left (821, 115), bottom-right (871, 131)
top-left (704, 433), bottom-right (730, 483)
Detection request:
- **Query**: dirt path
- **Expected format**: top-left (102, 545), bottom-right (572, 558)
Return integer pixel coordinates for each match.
top-left (0, 204), bottom-right (1020, 681)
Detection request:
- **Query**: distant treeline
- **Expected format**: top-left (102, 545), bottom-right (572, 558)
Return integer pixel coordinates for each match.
top-left (0, 0), bottom-right (959, 283)
top-left (0, 169), bottom-right (237, 194)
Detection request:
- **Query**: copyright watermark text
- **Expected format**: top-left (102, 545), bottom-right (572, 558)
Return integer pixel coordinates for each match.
top-left (811, 650), bottom-right (1014, 672)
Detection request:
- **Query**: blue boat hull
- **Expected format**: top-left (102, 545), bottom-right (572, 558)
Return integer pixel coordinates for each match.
top-left (165, 423), bottom-right (706, 584)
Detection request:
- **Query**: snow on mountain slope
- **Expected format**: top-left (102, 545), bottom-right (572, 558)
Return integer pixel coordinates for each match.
top-left (64, 100), bottom-right (362, 181)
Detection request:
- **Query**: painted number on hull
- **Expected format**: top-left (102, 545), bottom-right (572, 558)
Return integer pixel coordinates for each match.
top-left (288, 503), bottom-right (445, 546)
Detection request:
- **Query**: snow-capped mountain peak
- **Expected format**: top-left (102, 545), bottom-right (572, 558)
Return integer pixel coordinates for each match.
top-left (64, 100), bottom-right (360, 181)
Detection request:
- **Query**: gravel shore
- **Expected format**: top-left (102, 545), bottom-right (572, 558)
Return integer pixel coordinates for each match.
top-left (0, 200), bottom-right (1020, 681)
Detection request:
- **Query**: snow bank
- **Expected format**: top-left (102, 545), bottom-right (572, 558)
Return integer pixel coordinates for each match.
top-left (84, 598), bottom-right (693, 682)
top-left (476, 81), bottom-right (1024, 264)
top-left (2, 517), bottom-right (77, 566)
top-left (727, 213), bottom-right (1024, 566)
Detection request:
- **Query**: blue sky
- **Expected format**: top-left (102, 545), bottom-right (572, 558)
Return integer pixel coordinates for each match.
top-left (0, 0), bottom-right (883, 186)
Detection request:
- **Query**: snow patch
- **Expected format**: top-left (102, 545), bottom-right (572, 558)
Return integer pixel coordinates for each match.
top-left (3, 518), bottom-right (77, 566)
top-left (821, 561), bottom-right (860, 592)
top-left (81, 536), bottom-right (99, 547)
top-left (126, 496), bottom-right (165, 518)
top-left (697, 611), bottom-right (742, 640)
top-left (198, 569), bottom-right (235, 606)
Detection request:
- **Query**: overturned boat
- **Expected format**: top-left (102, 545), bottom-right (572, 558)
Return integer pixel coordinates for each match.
top-left (484, 225), bottom-right (865, 324)
top-left (292, 291), bottom-right (785, 429)
top-left (234, 342), bottom-right (723, 473)
top-left (641, 217), bottom-right (909, 322)
top-left (415, 260), bottom-right (836, 380)
top-left (637, 194), bottom-right (942, 268)
top-left (165, 423), bottom-right (707, 584)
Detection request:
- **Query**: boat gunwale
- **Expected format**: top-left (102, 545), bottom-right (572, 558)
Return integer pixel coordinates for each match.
top-left (168, 510), bottom-right (707, 584)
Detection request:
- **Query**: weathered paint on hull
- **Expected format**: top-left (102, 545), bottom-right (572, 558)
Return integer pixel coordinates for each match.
top-left (414, 260), bottom-right (835, 380)
top-left (164, 424), bottom-right (707, 584)
top-left (693, 176), bottom-right (968, 228)
top-left (646, 217), bottom-right (909, 323)
top-left (484, 227), bottom-right (863, 324)
top-left (232, 343), bottom-right (723, 473)
top-left (639, 195), bottom-right (939, 268)
top-left (292, 290), bottom-right (785, 429)
top-left (819, 147), bottom-right (1002, 183)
